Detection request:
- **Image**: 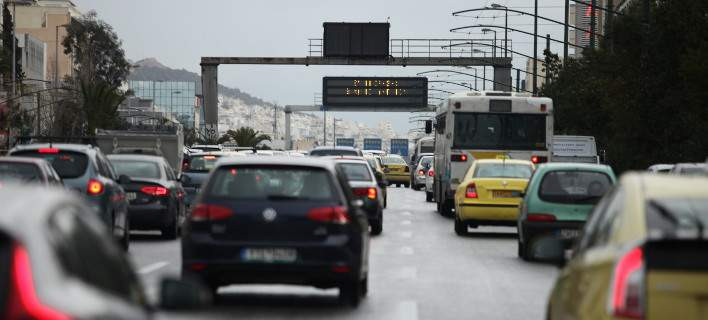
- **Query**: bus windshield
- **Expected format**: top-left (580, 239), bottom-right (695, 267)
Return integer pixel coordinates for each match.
top-left (452, 113), bottom-right (546, 150)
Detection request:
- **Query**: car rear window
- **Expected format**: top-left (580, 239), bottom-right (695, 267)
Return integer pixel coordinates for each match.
top-left (382, 156), bottom-right (406, 165)
top-left (110, 160), bottom-right (161, 179)
top-left (420, 146), bottom-right (434, 154)
top-left (419, 157), bottom-right (433, 167)
top-left (12, 150), bottom-right (89, 179)
top-left (0, 162), bottom-right (42, 182)
top-left (206, 166), bottom-right (337, 201)
top-left (538, 170), bottom-right (612, 204)
top-left (309, 149), bottom-right (358, 157)
top-left (473, 163), bottom-right (533, 179)
top-left (677, 166), bottom-right (706, 176)
top-left (647, 198), bottom-right (708, 239)
top-left (365, 158), bottom-right (378, 170)
top-left (187, 155), bottom-right (221, 172)
top-left (339, 163), bottom-right (373, 182)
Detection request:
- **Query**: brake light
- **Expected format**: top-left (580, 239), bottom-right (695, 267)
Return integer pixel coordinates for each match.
top-left (451, 154), bottom-right (468, 162)
top-left (191, 204), bottom-right (234, 221)
top-left (8, 244), bottom-right (71, 320)
top-left (367, 187), bottom-right (377, 200)
top-left (307, 206), bottom-right (349, 224)
top-left (531, 156), bottom-right (548, 164)
top-left (465, 183), bottom-right (478, 198)
top-left (609, 247), bottom-right (644, 319)
top-left (140, 186), bottom-right (169, 196)
top-left (428, 169), bottom-right (435, 177)
top-left (86, 179), bottom-right (104, 195)
top-left (531, 156), bottom-right (539, 163)
top-left (418, 169), bottom-right (425, 176)
top-left (203, 155), bottom-right (217, 160)
top-left (527, 213), bottom-right (556, 222)
top-left (38, 148), bottom-right (59, 154)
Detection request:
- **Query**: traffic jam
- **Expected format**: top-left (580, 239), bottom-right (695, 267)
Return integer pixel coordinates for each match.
top-left (0, 92), bottom-right (706, 320)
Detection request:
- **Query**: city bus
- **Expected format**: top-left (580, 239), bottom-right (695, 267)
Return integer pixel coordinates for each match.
top-left (429, 91), bottom-right (554, 216)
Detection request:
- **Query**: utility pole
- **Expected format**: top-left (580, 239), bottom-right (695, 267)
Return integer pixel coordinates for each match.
top-left (323, 107), bottom-right (327, 146)
top-left (272, 105), bottom-right (277, 141)
top-left (545, 34), bottom-right (551, 88)
top-left (333, 118), bottom-right (337, 146)
top-left (564, 0), bottom-right (569, 63)
top-left (516, 69), bottom-right (520, 92)
top-left (532, 0), bottom-right (538, 96)
top-left (590, 0), bottom-right (597, 50)
top-left (11, 1), bottom-right (17, 99)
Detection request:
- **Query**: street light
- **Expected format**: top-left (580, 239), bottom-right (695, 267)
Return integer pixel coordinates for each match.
top-left (489, 3), bottom-right (508, 58)
top-left (481, 28), bottom-right (497, 57)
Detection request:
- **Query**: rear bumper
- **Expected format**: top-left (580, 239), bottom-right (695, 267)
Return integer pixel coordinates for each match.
top-left (519, 220), bottom-right (584, 245)
top-left (128, 203), bottom-right (171, 230)
top-left (414, 175), bottom-right (427, 185)
top-left (386, 174), bottom-right (409, 183)
top-left (457, 202), bottom-right (520, 223)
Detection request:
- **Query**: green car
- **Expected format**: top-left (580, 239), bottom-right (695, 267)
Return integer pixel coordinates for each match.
top-left (517, 163), bottom-right (616, 261)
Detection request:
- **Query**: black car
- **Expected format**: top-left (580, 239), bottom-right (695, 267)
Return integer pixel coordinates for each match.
top-left (0, 156), bottom-right (63, 186)
top-left (308, 146), bottom-right (364, 157)
top-left (108, 154), bottom-right (186, 239)
top-left (180, 152), bottom-right (229, 211)
top-left (333, 158), bottom-right (386, 235)
top-left (182, 157), bottom-right (371, 306)
top-left (8, 144), bottom-right (131, 250)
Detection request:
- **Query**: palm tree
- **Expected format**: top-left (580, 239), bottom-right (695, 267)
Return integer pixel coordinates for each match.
top-left (79, 79), bottom-right (127, 135)
top-left (218, 127), bottom-right (271, 147)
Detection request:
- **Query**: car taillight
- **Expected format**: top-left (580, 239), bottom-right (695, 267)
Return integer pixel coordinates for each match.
top-left (428, 169), bottom-right (435, 177)
top-left (417, 169), bottom-right (425, 176)
top-left (140, 186), bottom-right (169, 197)
top-left (352, 187), bottom-right (376, 200)
top-left (86, 179), bottom-right (104, 195)
top-left (307, 206), bottom-right (349, 224)
top-left (531, 156), bottom-right (548, 164)
top-left (527, 213), bottom-right (556, 222)
top-left (451, 154), bottom-right (468, 162)
top-left (8, 244), bottom-right (71, 320)
top-left (367, 188), bottom-right (377, 200)
top-left (38, 148), bottom-right (59, 154)
top-left (191, 204), bottom-right (234, 221)
top-left (609, 247), bottom-right (644, 319)
top-left (465, 183), bottom-right (478, 198)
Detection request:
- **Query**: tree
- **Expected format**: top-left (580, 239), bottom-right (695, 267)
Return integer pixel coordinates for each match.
top-left (217, 127), bottom-right (271, 147)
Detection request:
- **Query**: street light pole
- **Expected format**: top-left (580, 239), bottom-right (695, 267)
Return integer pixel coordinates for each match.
top-left (11, 1), bottom-right (17, 98)
top-left (590, 0), bottom-right (597, 50)
top-left (490, 3), bottom-right (509, 58)
top-left (564, 0), bottom-right (569, 62)
top-left (533, 0), bottom-right (538, 96)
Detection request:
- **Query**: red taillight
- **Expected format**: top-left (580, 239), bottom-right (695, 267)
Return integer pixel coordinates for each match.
top-left (609, 247), bottom-right (644, 319)
top-left (418, 169), bottom-right (425, 176)
top-left (140, 186), bottom-right (169, 197)
top-left (191, 204), bottom-right (234, 221)
top-left (531, 156), bottom-right (548, 164)
top-left (352, 188), bottom-right (376, 200)
top-left (531, 156), bottom-right (539, 163)
top-left (428, 169), bottom-right (435, 177)
top-left (332, 265), bottom-right (350, 273)
top-left (367, 187), bottom-right (377, 200)
top-left (527, 213), bottom-right (557, 222)
top-left (8, 244), bottom-right (71, 320)
top-left (451, 154), bottom-right (468, 162)
top-left (38, 148), bottom-right (59, 154)
top-left (307, 206), bottom-right (349, 224)
top-left (465, 183), bottom-right (478, 198)
top-left (540, 104), bottom-right (547, 112)
top-left (190, 263), bottom-right (207, 271)
top-left (86, 179), bottom-right (104, 195)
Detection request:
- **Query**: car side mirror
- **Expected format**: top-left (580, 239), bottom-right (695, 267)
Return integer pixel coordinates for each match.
top-left (118, 174), bottom-right (131, 185)
top-left (159, 277), bottom-right (211, 310)
top-left (425, 120), bottom-right (433, 134)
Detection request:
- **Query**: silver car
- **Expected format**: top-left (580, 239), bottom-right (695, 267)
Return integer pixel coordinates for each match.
top-left (412, 155), bottom-right (433, 190)
top-left (425, 164), bottom-right (435, 202)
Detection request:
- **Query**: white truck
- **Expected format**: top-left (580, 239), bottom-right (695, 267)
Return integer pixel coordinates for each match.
top-left (551, 135), bottom-right (599, 164)
top-left (94, 126), bottom-right (185, 175)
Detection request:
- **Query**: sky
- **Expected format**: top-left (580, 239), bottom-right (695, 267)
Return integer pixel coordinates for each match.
top-left (75, 0), bottom-right (575, 135)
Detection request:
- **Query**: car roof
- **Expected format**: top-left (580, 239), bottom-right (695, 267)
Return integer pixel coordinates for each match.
top-left (10, 143), bottom-right (96, 153)
top-left (536, 162), bottom-right (613, 172)
top-left (473, 159), bottom-right (533, 165)
top-left (190, 151), bottom-right (246, 157)
top-left (673, 162), bottom-right (706, 168)
top-left (106, 154), bottom-right (166, 162)
top-left (0, 156), bottom-right (49, 165)
top-left (312, 146), bottom-right (358, 150)
top-left (215, 156), bottom-right (337, 170)
top-left (625, 172), bottom-right (708, 199)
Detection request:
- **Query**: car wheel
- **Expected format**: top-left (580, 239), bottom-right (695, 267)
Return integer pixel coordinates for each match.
top-left (162, 208), bottom-right (179, 240)
top-left (121, 216), bottom-right (130, 251)
top-left (404, 183), bottom-right (410, 188)
top-left (339, 278), bottom-right (362, 307)
top-left (440, 200), bottom-right (454, 217)
top-left (370, 219), bottom-right (383, 235)
top-left (384, 196), bottom-right (387, 208)
top-left (425, 192), bottom-right (433, 202)
top-left (454, 216), bottom-right (467, 236)
top-left (517, 237), bottom-right (529, 261)
top-left (361, 276), bottom-right (369, 297)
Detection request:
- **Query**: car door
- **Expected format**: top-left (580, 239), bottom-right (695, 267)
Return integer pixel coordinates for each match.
top-left (163, 162), bottom-right (185, 226)
top-left (96, 152), bottom-right (128, 234)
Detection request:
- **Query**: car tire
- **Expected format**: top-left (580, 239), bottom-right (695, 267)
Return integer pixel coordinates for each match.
top-left (454, 216), bottom-right (467, 236)
top-left (440, 200), bottom-right (454, 217)
top-left (404, 183), bottom-right (410, 188)
top-left (121, 216), bottom-right (130, 251)
top-left (339, 278), bottom-right (363, 307)
top-left (425, 192), bottom-right (433, 202)
top-left (162, 208), bottom-right (179, 240)
top-left (384, 196), bottom-right (387, 208)
top-left (370, 218), bottom-right (383, 235)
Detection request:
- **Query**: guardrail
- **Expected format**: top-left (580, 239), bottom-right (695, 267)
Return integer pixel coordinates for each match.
top-left (307, 38), bottom-right (513, 60)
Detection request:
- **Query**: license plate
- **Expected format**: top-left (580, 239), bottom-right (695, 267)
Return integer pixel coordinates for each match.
top-left (493, 190), bottom-right (515, 198)
top-left (126, 192), bottom-right (137, 201)
top-left (559, 229), bottom-right (581, 239)
top-left (241, 248), bottom-right (297, 263)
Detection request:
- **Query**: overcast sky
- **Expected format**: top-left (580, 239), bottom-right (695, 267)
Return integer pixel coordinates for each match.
top-left (75, 0), bottom-right (574, 134)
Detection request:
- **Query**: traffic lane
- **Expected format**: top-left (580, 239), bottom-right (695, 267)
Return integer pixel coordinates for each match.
top-left (128, 231), bottom-right (182, 303)
top-left (131, 187), bottom-right (557, 319)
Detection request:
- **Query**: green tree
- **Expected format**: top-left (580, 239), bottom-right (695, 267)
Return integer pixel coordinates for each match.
top-left (217, 127), bottom-right (271, 147)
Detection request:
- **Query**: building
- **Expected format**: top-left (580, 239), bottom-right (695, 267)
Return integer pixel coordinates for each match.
top-left (17, 33), bottom-right (47, 89)
top-left (15, 0), bottom-right (82, 84)
top-left (127, 80), bottom-right (198, 129)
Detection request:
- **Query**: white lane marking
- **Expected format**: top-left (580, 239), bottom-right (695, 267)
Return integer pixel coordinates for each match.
top-left (393, 300), bottom-right (419, 320)
top-left (401, 220), bottom-right (412, 225)
top-left (139, 261), bottom-right (169, 275)
top-left (400, 246), bottom-right (414, 255)
top-left (399, 231), bottom-right (413, 238)
top-left (401, 211), bottom-right (412, 216)
top-left (398, 267), bottom-right (417, 279)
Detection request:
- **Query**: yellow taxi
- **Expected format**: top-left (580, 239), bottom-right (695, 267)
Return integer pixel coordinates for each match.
top-left (453, 159), bottom-right (534, 235)
top-left (545, 173), bottom-right (708, 320)
top-left (381, 155), bottom-right (410, 188)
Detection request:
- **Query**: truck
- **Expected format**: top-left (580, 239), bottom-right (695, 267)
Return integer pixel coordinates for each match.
top-left (94, 126), bottom-right (185, 175)
top-left (390, 139), bottom-right (409, 158)
top-left (336, 138), bottom-right (355, 148)
top-left (363, 138), bottom-right (382, 151)
top-left (551, 135), bottom-right (599, 164)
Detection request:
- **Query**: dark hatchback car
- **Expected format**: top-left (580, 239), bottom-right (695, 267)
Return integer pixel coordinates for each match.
top-left (108, 154), bottom-right (186, 239)
top-left (182, 157), bottom-right (371, 306)
top-left (181, 152), bottom-right (226, 211)
top-left (308, 146), bottom-right (364, 157)
top-left (333, 158), bottom-right (385, 235)
top-left (8, 144), bottom-right (130, 250)
top-left (0, 156), bottom-right (63, 186)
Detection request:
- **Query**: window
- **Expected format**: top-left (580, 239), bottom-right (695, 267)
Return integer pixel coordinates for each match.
top-left (452, 113), bottom-right (546, 150)
top-left (473, 163), bottom-right (533, 179)
top-left (0, 162), bottom-right (42, 182)
top-left (646, 198), bottom-right (708, 238)
top-left (382, 156), bottom-right (407, 165)
top-left (164, 164), bottom-right (176, 181)
top-left (419, 156), bottom-right (433, 167)
top-left (111, 160), bottom-right (162, 179)
top-left (577, 187), bottom-right (624, 252)
top-left (339, 163), bottom-right (373, 182)
top-left (186, 155), bottom-right (221, 172)
top-left (309, 149), bottom-right (359, 157)
top-left (12, 150), bottom-right (89, 179)
top-left (206, 166), bottom-right (337, 201)
top-left (538, 171), bottom-right (612, 204)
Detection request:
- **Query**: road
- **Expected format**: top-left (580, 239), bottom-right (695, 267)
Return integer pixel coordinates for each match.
top-left (130, 187), bottom-right (558, 320)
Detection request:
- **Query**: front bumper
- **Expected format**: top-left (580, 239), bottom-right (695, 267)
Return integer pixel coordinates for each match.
top-left (519, 220), bottom-right (585, 246)
top-left (128, 203), bottom-right (170, 230)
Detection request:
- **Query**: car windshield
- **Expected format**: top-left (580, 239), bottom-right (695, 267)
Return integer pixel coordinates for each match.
top-left (339, 163), bottom-right (373, 182)
top-left (453, 113), bottom-right (547, 150)
top-left (12, 150), bottom-right (89, 179)
top-left (473, 163), bottom-right (533, 179)
top-left (187, 155), bottom-right (221, 172)
top-left (647, 198), bottom-right (708, 238)
top-left (110, 160), bottom-right (161, 179)
top-left (538, 170), bottom-right (612, 204)
top-left (309, 149), bottom-right (358, 157)
top-left (382, 156), bottom-right (406, 165)
top-left (0, 162), bottom-right (42, 182)
top-left (420, 145), bottom-right (434, 154)
top-left (206, 166), bottom-right (337, 201)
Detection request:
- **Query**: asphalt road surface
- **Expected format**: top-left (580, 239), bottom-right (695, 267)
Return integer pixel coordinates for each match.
top-left (130, 187), bottom-right (558, 320)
